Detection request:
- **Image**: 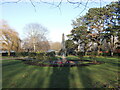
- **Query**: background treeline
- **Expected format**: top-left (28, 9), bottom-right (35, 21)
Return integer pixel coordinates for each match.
top-left (1, 1), bottom-right (120, 57)
top-left (0, 20), bottom-right (62, 56)
top-left (2, 51), bottom-right (56, 60)
top-left (66, 1), bottom-right (120, 56)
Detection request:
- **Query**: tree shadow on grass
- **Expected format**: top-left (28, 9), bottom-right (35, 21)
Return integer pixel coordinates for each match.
top-left (2, 60), bottom-right (22, 67)
top-left (77, 67), bottom-right (93, 88)
top-left (19, 67), bottom-right (45, 88)
top-left (49, 67), bottom-right (70, 88)
top-left (3, 65), bottom-right (46, 88)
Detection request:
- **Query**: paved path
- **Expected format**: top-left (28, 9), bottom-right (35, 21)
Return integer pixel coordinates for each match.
top-left (0, 57), bottom-right (25, 60)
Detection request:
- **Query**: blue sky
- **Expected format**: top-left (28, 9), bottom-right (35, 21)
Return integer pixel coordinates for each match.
top-left (0, 0), bottom-right (117, 42)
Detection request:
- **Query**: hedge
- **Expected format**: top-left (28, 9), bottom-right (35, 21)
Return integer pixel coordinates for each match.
top-left (2, 52), bottom-right (15, 56)
top-left (46, 51), bottom-right (56, 57)
top-left (15, 52), bottom-right (29, 57)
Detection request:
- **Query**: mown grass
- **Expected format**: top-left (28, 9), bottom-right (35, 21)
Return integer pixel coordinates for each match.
top-left (2, 56), bottom-right (13, 59)
top-left (2, 56), bottom-right (120, 88)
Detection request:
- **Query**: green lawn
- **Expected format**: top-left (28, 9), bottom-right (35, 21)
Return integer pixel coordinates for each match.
top-left (2, 56), bottom-right (120, 88)
top-left (2, 56), bottom-right (14, 58)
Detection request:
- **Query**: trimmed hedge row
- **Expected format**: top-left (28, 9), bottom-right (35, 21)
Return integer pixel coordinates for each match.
top-left (2, 51), bottom-right (56, 58)
top-left (15, 52), bottom-right (29, 57)
top-left (2, 52), bottom-right (16, 56)
top-left (16, 51), bottom-right (56, 57)
top-left (77, 51), bottom-right (120, 56)
top-left (113, 53), bottom-right (120, 56)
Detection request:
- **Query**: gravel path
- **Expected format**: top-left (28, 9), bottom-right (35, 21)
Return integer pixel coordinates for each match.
top-left (0, 57), bottom-right (25, 60)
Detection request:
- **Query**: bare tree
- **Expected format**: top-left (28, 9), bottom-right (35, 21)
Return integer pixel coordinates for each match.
top-left (23, 23), bottom-right (49, 52)
top-left (50, 41), bottom-right (61, 51)
top-left (1, 0), bottom-right (102, 15)
top-left (0, 20), bottom-right (21, 56)
top-left (37, 40), bottom-right (50, 51)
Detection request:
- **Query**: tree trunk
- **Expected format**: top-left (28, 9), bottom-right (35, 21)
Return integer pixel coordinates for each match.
top-left (8, 50), bottom-right (10, 56)
top-left (84, 43), bottom-right (87, 56)
top-left (97, 45), bottom-right (101, 56)
top-left (34, 44), bottom-right (36, 52)
top-left (111, 51), bottom-right (114, 56)
top-left (8, 44), bottom-right (11, 56)
top-left (84, 45), bottom-right (87, 56)
top-left (85, 51), bottom-right (87, 56)
top-left (111, 35), bottom-right (114, 56)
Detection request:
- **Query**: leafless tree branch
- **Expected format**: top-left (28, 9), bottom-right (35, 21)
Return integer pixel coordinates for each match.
top-left (38, 0), bottom-right (56, 6)
top-left (57, 0), bottom-right (63, 7)
top-left (74, 2), bottom-right (90, 9)
top-left (1, 0), bottom-right (104, 16)
top-left (67, 0), bottom-right (80, 4)
top-left (78, 0), bottom-right (89, 15)
top-left (29, 0), bottom-right (36, 12)
top-left (74, 2), bottom-right (82, 8)
top-left (1, 0), bottom-right (22, 5)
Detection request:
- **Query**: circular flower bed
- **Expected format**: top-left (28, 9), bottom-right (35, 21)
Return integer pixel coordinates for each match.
top-left (22, 58), bottom-right (104, 67)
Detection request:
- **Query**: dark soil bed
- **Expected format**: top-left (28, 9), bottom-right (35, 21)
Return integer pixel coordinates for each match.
top-left (23, 59), bottom-right (104, 67)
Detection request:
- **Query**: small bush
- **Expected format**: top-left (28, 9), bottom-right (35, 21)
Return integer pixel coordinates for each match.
top-left (36, 52), bottom-right (46, 60)
top-left (36, 51), bottom-right (56, 61)
top-left (77, 52), bottom-right (84, 60)
top-left (101, 52), bottom-right (111, 56)
top-left (21, 52), bottom-right (28, 57)
top-left (10, 52), bottom-right (16, 56)
top-left (49, 57), bottom-right (57, 60)
top-left (77, 52), bottom-right (84, 57)
top-left (28, 52), bottom-right (36, 58)
top-left (2, 52), bottom-right (15, 56)
top-left (113, 53), bottom-right (120, 56)
top-left (15, 52), bottom-right (29, 57)
top-left (15, 52), bottom-right (22, 57)
top-left (86, 51), bottom-right (98, 56)
top-left (46, 51), bottom-right (56, 57)
top-left (2, 52), bottom-right (8, 56)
